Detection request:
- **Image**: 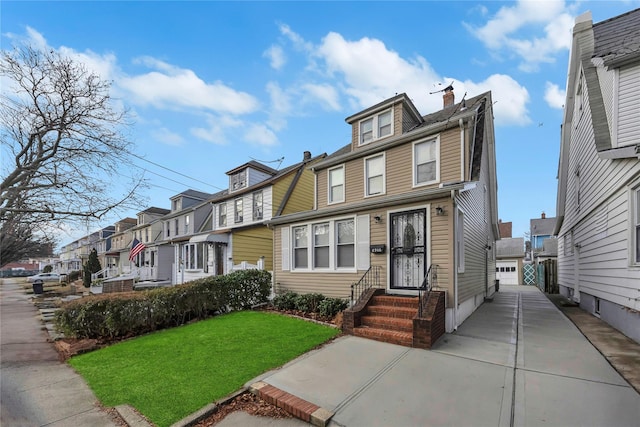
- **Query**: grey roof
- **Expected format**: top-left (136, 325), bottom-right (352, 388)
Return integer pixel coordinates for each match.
top-left (530, 217), bottom-right (557, 236)
top-left (173, 189), bottom-right (215, 201)
top-left (496, 237), bottom-right (525, 258)
top-left (593, 8), bottom-right (640, 67)
top-left (141, 207), bottom-right (170, 215)
top-left (416, 91), bottom-right (489, 130)
top-left (226, 160), bottom-right (278, 176)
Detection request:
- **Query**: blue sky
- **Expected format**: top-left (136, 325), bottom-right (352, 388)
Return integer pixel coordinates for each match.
top-left (3, 0), bottom-right (638, 248)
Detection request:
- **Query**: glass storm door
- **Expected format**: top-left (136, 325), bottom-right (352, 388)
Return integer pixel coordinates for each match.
top-left (390, 209), bottom-right (426, 289)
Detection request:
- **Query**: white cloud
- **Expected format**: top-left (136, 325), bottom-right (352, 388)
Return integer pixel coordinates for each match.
top-left (300, 83), bottom-right (341, 111)
top-left (544, 82), bottom-right (566, 109)
top-left (264, 45), bottom-right (286, 70)
top-left (151, 127), bottom-right (185, 146)
top-left (465, 0), bottom-right (575, 72)
top-left (244, 123), bottom-right (278, 147)
top-left (461, 74), bottom-right (531, 126)
top-left (120, 58), bottom-right (259, 115)
top-left (190, 115), bottom-right (242, 145)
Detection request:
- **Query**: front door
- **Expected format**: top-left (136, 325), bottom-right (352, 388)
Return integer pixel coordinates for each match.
top-left (390, 209), bottom-right (426, 290)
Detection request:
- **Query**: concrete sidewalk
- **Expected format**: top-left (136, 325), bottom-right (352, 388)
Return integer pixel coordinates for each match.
top-left (0, 279), bottom-right (119, 427)
top-left (226, 285), bottom-right (640, 427)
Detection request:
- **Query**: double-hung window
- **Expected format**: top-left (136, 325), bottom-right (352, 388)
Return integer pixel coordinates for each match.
top-left (174, 219), bottom-right (179, 236)
top-left (365, 154), bottom-right (385, 196)
top-left (234, 198), bottom-right (243, 223)
top-left (328, 166), bottom-right (344, 204)
top-left (293, 226), bottom-right (308, 269)
top-left (336, 220), bottom-right (355, 268)
top-left (414, 138), bottom-right (439, 185)
top-left (231, 170), bottom-right (246, 191)
top-left (184, 216), bottom-right (190, 234)
top-left (359, 109), bottom-right (392, 145)
top-left (635, 188), bottom-right (640, 264)
top-left (253, 191), bottom-right (263, 221)
top-left (219, 204), bottom-right (227, 227)
top-left (313, 223), bottom-right (330, 268)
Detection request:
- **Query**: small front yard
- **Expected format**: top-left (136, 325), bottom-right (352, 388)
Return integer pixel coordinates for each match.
top-left (69, 310), bottom-right (340, 427)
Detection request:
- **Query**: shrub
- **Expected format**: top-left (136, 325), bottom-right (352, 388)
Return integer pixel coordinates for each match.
top-left (272, 291), bottom-right (298, 311)
top-left (43, 265), bottom-right (53, 273)
top-left (318, 298), bottom-right (349, 318)
top-left (294, 293), bottom-right (325, 313)
top-left (54, 269), bottom-right (272, 339)
top-left (68, 270), bottom-right (81, 281)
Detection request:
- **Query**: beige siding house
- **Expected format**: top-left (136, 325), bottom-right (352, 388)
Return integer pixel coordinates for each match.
top-left (555, 9), bottom-right (640, 343)
top-left (269, 88), bottom-right (499, 332)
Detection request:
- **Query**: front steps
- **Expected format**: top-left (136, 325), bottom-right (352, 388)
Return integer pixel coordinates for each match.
top-left (343, 289), bottom-right (446, 349)
top-left (353, 295), bottom-right (417, 347)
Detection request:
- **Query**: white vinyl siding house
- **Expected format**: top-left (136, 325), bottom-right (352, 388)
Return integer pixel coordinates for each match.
top-left (555, 10), bottom-right (640, 344)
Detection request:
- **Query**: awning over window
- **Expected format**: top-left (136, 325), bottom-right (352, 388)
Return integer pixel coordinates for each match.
top-left (189, 233), bottom-right (229, 244)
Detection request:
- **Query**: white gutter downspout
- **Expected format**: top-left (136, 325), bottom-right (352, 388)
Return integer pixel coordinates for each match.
top-left (459, 118), bottom-right (465, 182)
top-left (452, 188), bottom-right (459, 331)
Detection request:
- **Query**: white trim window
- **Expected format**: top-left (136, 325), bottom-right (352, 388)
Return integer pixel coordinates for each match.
top-left (234, 198), bottom-right (243, 223)
top-left (183, 243), bottom-right (204, 270)
top-left (313, 223), bottom-right (330, 268)
top-left (231, 170), bottom-right (247, 191)
top-left (414, 137), bottom-right (439, 186)
top-left (336, 219), bottom-right (355, 268)
top-left (253, 191), bottom-right (263, 221)
top-left (328, 165), bottom-right (345, 204)
top-left (184, 215), bottom-right (190, 234)
top-left (359, 109), bottom-right (393, 145)
top-left (365, 154), bottom-right (385, 197)
top-left (293, 226), bottom-right (309, 269)
top-left (634, 187), bottom-right (640, 264)
top-left (219, 203), bottom-right (227, 227)
top-left (290, 218), bottom-right (358, 271)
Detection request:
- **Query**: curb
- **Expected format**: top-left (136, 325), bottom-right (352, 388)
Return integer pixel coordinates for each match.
top-left (169, 388), bottom-right (248, 427)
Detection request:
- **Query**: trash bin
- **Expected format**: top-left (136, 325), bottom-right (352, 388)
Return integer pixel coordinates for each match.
top-left (495, 279), bottom-right (500, 293)
top-left (32, 279), bottom-right (44, 295)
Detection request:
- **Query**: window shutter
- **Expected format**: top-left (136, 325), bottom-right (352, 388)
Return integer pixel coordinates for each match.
top-left (281, 227), bottom-right (290, 271)
top-left (356, 215), bottom-right (370, 270)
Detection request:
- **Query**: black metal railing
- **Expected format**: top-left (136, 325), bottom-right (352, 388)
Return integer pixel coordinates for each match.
top-left (350, 265), bottom-right (382, 307)
top-left (418, 264), bottom-right (438, 318)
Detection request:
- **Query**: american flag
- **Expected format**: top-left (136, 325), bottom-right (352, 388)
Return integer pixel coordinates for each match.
top-left (129, 238), bottom-right (145, 261)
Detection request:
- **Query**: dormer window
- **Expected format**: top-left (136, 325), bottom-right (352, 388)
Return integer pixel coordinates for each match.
top-left (359, 109), bottom-right (392, 146)
top-left (231, 170), bottom-right (247, 191)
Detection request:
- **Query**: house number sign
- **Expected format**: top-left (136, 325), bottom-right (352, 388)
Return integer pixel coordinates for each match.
top-left (370, 244), bottom-right (386, 254)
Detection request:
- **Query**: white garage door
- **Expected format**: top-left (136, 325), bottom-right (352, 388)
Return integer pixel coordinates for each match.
top-left (496, 261), bottom-right (519, 285)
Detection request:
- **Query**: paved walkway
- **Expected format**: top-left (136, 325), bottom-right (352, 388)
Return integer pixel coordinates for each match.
top-left (0, 279), bottom-right (118, 427)
top-left (223, 285), bottom-right (640, 427)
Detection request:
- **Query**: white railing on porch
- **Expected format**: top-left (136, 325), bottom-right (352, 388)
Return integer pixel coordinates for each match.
top-left (91, 267), bottom-right (119, 281)
top-left (231, 257), bottom-right (265, 271)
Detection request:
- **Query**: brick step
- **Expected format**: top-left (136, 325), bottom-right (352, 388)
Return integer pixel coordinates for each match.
top-left (370, 295), bottom-right (419, 309)
top-left (360, 315), bottom-right (414, 333)
top-left (353, 326), bottom-right (413, 347)
top-left (365, 305), bottom-right (417, 319)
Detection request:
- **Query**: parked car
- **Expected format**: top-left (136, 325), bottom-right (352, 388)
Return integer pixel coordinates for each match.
top-left (26, 272), bottom-right (60, 283)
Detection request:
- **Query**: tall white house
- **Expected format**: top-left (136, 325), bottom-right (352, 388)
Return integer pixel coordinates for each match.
top-left (555, 8), bottom-right (640, 343)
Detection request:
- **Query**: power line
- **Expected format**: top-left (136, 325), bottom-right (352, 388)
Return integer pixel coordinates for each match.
top-left (129, 152), bottom-right (225, 191)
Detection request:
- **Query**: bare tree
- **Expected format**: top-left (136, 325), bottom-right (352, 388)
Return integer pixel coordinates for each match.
top-left (0, 216), bottom-right (56, 266)
top-left (0, 45), bottom-right (146, 235)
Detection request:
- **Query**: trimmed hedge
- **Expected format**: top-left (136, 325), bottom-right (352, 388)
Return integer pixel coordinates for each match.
top-left (272, 291), bottom-right (348, 318)
top-left (54, 270), bottom-right (271, 339)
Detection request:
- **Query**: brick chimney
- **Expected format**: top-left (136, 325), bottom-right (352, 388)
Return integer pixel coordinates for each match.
top-left (443, 85), bottom-right (454, 108)
top-left (541, 212), bottom-right (546, 219)
top-left (303, 151), bottom-right (311, 161)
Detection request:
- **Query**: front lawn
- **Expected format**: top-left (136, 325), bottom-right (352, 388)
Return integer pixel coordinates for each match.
top-left (69, 310), bottom-right (340, 427)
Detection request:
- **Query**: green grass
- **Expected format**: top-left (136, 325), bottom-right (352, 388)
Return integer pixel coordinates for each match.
top-left (69, 311), bottom-right (340, 427)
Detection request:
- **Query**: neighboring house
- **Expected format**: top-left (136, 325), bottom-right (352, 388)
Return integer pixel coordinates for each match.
top-left (269, 87), bottom-right (499, 333)
top-left (498, 219), bottom-right (513, 239)
top-left (158, 190), bottom-right (214, 285)
top-left (207, 152), bottom-right (324, 276)
top-left (530, 212), bottom-right (556, 258)
top-left (496, 237), bottom-right (525, 286)
top-left (555, 9), bottom-right (640, 343)
top-left (93, 226), bottom-right (115, 274)
top-left (104, 217), bottom-right (137, 276)
top-left (128, 207), bottom-right (171, 284)
top-left (57, 239), bottom-right (83, 274)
